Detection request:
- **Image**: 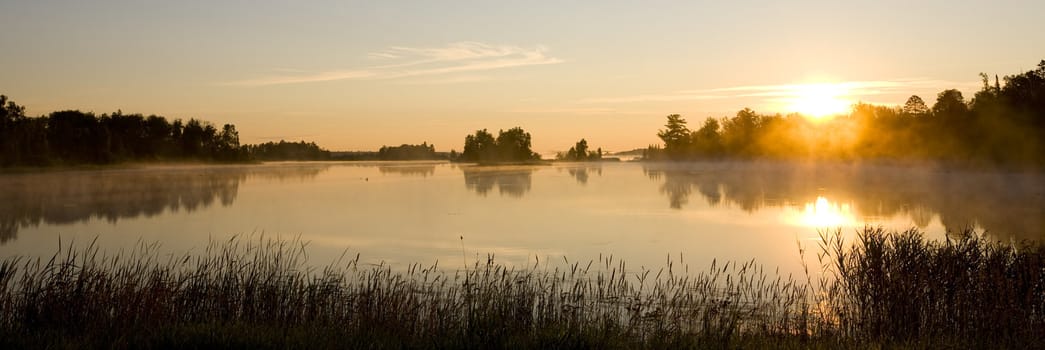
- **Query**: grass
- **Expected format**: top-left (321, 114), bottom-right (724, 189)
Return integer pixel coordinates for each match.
top-left (0, 228), bottom-right (1041, 349)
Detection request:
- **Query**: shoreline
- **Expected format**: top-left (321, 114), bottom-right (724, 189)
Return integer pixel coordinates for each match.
top-left (5, 157), bottom-right (1041, 175)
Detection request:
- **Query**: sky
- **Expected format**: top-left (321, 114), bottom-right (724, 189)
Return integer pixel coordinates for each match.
top-left (2, 0), bottom-right (1044, 153)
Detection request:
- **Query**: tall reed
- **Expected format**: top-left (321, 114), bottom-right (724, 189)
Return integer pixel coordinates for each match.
top-left (0, 228), bottom-right (1040, 348)
top-left (810, 227), bottom-right (1045, 348)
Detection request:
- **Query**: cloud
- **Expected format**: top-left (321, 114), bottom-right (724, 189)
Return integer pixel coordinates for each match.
top-left (578, 79), bottom-right (980, 105)
top-left (395, 75), bottom-right (492, 85)
top-left (373, 42), bottom-right (537, 62)
top-left (228, 42), bottom-right (562, 86)
top-left (505, 107), bottom-right (620, 115)
top-left (578, 93), bottom-right (727, 104)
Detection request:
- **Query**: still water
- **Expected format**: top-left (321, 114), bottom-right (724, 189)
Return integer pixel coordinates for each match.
top-left (1, 161), bottom-right (1043, 276)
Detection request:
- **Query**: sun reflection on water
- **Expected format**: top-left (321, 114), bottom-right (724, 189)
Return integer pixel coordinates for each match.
top-left (787, 196), bottom-right (857, 228)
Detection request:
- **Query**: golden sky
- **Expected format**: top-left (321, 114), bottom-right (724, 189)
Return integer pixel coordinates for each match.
top-left (2, 1), bottom-right (1042, 153)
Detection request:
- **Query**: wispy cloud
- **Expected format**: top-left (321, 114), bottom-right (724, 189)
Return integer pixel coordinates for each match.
top-left (505, 107), bottom-right (620, 115)
top-left (578, 93), bottom-right (727, 104)
top-left (394, 75), bottom-right (492, 85)
top-left (228, 42), bottom-right (562, 87)
top-left (578, 79), bottom-right (980, 105)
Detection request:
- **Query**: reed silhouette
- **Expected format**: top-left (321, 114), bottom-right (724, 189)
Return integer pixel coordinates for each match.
top-left (0, 228), bottom-right (1040, 348)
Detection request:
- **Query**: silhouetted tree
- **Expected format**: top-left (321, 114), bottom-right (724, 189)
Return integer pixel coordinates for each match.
top-left (496, 127), bottom-right (539, 161)
top-left (461, 129), bottom-right (496, 162)
top-left (573, 139), bottom-right (589, 160)
top-left (180, 119), bottom-right (206, 158)
top-left (902, 95), bottom-right (930, 117)
top-left (47, 110), bottom-right (110, 163)
top-left (690, 118), bottom-right (723, 157)
top-left (721, 108), bottom-right (762, 157)
top-left (214, 124), bottom-right (241, 161)
top-left (930, 89), bottom-right (973, 158)
top-left (999, 60), bottom-right (1045, 131)
top-left (644, 144), bottom-right (665, 160)
top-left (143, 115), bottom-right (173, 157)
top-left (932, 89), bottom-right (969, 123)
top-left (0, 95), bottom-right (29, 165)
top-left (657, 114), bottom-right (690, 159)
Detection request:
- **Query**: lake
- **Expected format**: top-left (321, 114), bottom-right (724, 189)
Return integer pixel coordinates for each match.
top-left (1, 161), bottom-right (1043, 276)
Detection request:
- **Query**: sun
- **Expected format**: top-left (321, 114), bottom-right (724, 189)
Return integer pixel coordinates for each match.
top-left (785, 83), bottom-right (852, 120)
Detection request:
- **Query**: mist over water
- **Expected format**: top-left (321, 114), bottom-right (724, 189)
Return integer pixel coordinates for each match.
top-left (1, 161), bottom-right (1041, 276)
top-left (641, 161), bottom-right (1045, 240)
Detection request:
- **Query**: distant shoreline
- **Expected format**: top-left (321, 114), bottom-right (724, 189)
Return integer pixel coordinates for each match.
top-left (3, 157), bottom-right (1042, 175)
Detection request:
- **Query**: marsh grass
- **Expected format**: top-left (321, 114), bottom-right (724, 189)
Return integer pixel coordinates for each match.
top-left (809, 228), bottom-right (1045, 348)
top-left (0, 228), bottom-right (1041, 349)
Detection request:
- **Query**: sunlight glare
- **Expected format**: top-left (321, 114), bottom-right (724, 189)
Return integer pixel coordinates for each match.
top-left (789, 196), bottom-right (857, 228)
top-left (786, 83), bottom-right (852, 120)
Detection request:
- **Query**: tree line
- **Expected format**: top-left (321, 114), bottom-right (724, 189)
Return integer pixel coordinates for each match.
top-left (243, 141), bottom-right (331, 161)
top-left (6, 59), bottom-right (1042, 167)
top-left (327, 143), bottom-right (450, 161)
top-left (0, 96), bottom-right (350, 166)
top-left (0, 98), bottom-right (244, 166)
top-left (647, 60), bottom-right (1045, 166)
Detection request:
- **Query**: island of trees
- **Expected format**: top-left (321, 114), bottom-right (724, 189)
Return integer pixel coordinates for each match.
top-left (646, 60), bottom-right (1045, 167)
top-left (458, 127), bottom-right (541, 164)
top-left (330, 143), bottom-right (450, 161)
top-left (556, 139), bottom-right (603, 161)
top-left (377, 142), bottom-right (441, 160)
top-left (243, 141), bottom-right (332, 161)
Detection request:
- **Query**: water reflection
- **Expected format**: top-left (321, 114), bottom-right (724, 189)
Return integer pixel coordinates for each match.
top-left (461, 166), bottom-right (535, 197)
top-left (0, 165), bottom-right (329, 243)
top-left (249, 163), bottom-right (332, 182)
top-left (642, 162), bottom-right (1045, 240)
top-left (377, 164), bottom-right (437, 177)
top-left (559, 164), bottom-right (603, 185)
top-left (786, 196), bottom-right (857, 228)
